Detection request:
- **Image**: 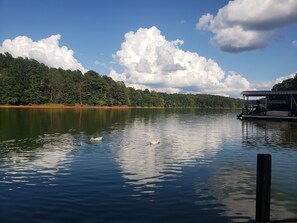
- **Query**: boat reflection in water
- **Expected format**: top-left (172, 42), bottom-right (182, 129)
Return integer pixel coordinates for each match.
top-left (1, 109), bottom-right (296, 222)
top-left (206, 120), bottom-right (297, 222)
top-left (114, 113), bottom-right (297, 221)
top-left (240, 120), bottom-right (297, 220)
top-left (242, 120), bottom-right (297, 147)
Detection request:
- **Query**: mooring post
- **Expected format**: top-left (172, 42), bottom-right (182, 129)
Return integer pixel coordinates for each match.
top-left (256, 154), bottom-right (271, 222)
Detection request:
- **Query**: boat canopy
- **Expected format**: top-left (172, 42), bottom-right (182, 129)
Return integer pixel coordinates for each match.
top-left (241, 91), bottom-right (297, 97)
top-left (238, 91), bottom-right (297, 121)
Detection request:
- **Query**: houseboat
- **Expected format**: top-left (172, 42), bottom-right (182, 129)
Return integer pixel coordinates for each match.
top-left (237, 91), bottom-right (297, 121)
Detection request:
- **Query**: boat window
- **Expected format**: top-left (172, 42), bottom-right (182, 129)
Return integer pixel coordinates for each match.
top-left (267, 100), bottom-right (286, 105)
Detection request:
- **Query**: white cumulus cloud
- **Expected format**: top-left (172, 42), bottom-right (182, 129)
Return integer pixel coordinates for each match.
top-left (109, 26), bottom-right (251, 97)
top-left (197, 0), bottom-right (297, 52)
top-left (275, 72), bottom-right (296, 84)
top-left (0, 34), bottom-right (86, 73)
top-left (251, 71), bottom-right (297, 90)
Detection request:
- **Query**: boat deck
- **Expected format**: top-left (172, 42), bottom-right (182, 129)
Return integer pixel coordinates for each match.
top-left (241, 114), bottom-right (297, 121)
top-left (238, 90), bottom-right (297, 121)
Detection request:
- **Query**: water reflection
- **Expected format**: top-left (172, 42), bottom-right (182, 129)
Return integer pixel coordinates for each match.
top-left (205, 119), bottom-right (297, 221)
top-left (0, 109), bottom-right (296, 222)
top-left (211, 159), bottom-right (297, 221)
top-left (242, 120), bottom-right (297, 147)
top-left (0, 133), bottom-right (77, 186)
top-left (0, 108), bottom-right (131, 140)
top-left (210, 163), bottom-right (255, 222)
top-left (241, 120), bottom-right (297, 220)
top-left (115, 111), bottom-right (239, 196)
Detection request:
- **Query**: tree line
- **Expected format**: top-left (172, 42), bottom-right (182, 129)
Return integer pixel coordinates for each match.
top-left (272, 73), bottom-right (297, 91)
top-left (0, 52), bottom-right (243, 108)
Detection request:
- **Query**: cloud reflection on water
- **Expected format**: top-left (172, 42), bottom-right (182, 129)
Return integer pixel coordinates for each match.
top-left (0, 133), bottom-right (76, 186)
top-left (211, 153), bottom-right (297, 221)
top-left (115, 112), bottom-right (297, 220)
top-left (208, 120), bottom-right (297, 221)
top-left (115, 113), bottom-right (237, 195)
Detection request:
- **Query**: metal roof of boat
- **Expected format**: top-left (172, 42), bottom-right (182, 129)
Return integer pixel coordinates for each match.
top-left (241, 91), bottom-right (297, 96)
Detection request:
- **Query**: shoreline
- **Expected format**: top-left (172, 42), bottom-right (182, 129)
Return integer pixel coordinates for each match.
top-left (0, 105), bottom-right (130, 109)
top-left (0, 105), bottom-right (241, 109)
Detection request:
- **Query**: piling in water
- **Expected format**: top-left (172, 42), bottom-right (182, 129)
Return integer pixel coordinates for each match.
top-left (256, 154), bottom-right (271, 222)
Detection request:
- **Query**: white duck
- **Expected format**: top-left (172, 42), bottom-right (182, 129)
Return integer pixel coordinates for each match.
top-left (149, 140), bottom-right (160, 145)
top-left (89, 136), bottom-right (103, 142)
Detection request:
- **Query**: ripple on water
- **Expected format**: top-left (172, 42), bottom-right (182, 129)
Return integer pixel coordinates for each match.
top-left (0, 110), bottom-right (296, 223)
top-left (0, 133), bottom-right (77, 188)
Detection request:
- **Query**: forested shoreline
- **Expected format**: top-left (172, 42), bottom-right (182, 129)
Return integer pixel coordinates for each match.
top-left (0, 53), bottom-right (243, 108)
top-left (272, 73), bottom-right (297, 91)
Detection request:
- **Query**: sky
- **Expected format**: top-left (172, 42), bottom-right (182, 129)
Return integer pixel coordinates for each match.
top-left (0, 0), bottom-right (297, 97)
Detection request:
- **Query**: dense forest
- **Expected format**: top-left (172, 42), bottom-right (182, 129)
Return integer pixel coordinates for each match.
top-left (272, 73), bottom-right (297, 91)
top-left (0, 52), bottom-right (243, 108)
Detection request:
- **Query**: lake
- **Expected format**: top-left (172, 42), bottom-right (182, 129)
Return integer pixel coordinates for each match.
top-left (0, 108), bottom-right (296, 223)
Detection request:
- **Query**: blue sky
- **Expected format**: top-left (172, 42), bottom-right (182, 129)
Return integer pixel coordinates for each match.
top-left (1, 0), bottom-right (297, 97)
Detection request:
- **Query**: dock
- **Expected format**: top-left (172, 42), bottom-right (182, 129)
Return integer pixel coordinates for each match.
top-left (238, 91), bottom-right (297, 121)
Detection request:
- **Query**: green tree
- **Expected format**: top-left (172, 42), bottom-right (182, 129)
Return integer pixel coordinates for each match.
top-left (81, 71), bottom-right (106, 105)
top-left (46, 68), bottom-right (64, 103)
top-left (272, 73), bottom-right (297, 91)
top-left (62, 70), bottom-right (83, 104)
top-left (0, 52), bottom-right (244, 108)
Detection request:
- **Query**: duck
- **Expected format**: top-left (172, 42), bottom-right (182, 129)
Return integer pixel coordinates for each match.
top-left (89, 136), bottom-right (103, 142)
top-left (149, 140), bottom-right (160, 145)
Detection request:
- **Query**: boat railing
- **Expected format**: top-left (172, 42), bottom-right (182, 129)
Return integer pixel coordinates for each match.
top-left (243, 104), bottom-right (267, 116)
top-left (238, 90), bottom-right (297, 120)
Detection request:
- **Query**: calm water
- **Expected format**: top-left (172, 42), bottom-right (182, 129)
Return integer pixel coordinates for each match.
top-left (0, 108), bottom-right (296, 223)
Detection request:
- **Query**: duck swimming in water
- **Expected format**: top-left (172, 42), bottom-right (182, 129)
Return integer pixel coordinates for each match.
top-left (149, 140), bottom-right (160, 145)
top-left (89, 137), bottom-right (103, 142)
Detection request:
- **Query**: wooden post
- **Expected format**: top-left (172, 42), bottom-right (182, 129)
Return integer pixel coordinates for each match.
top-left (256, 154), bottom-right (271, 222)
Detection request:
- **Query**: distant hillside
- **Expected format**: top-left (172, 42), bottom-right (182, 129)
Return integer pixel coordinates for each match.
top-left (272, 73), bottom-right (297, 91)
top-left (0, 52), bottom-right (243, 108)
